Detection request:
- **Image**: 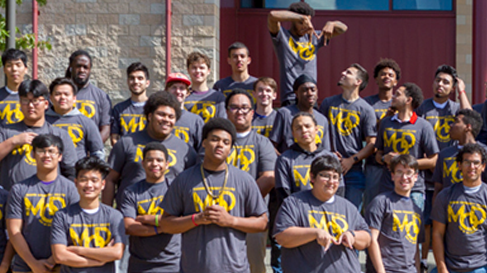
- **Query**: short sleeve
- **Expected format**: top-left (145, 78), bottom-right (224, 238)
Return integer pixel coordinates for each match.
top-left (431, 153), bottom-right (444, 184)
top-left (193, 116), bottom-right (205, 150)
top-left (111, 106), bottom-right (121, 135)
top-left (243, 174), bottom-right (267, 217)
top-left (274, 155), bottom-right (292, 199)
top-left (59, 129), bottom-right (78, 179)
top-left (119, 189), bottom-right (137, 219)
top-left (108, 139), bottom-right (127, 174)
top-left (364, 195), bottom-right (385, 230)
top-left (273, 197), bottom-right (299, 236)
top-left (160, 176), bottom-right (185, 216)
top-left (320, 118), bottom-right (331, 151)
top-left (50, 210), bottom-right (68, 245)
top-left (184, 146), bottom-right (198, 170)
top-left (430, 189), bottom-right (448, 224)
top-left (362, 105), bottom-right (377, 139)
top-left (269, 111), bottom-right (285, 144)
top-left (421, 122), bottom-right (440, 156)
top-left (375, 119), bottom-right (385, 151)
top-left (100, 92), bottom-right (113, 126)
top-left (84, 119), bottom-right (105, 154)
top-left (111, 210), bottom-right (128, 245)
top-left (213, 81), bottom-right (222, 92)
top-left (6, 185), bottom-right (23, 219)
top-left (257, 137), bottom-right (277, 173)
top-left (67, 183), bottom-right (80, 205)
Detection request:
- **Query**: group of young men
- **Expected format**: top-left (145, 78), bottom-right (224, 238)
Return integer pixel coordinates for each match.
top-left (0, 1), bottom-right (485, 273)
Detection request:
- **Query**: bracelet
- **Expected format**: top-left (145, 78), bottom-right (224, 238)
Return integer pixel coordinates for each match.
top-left (191, 214), bottom-right (198, 226)
top-left (154, 225), bottom-right (158, 235)
top-left (155, 214), bottom-right (159, 227)
top-left (458, 90), bottom-right (466, 99)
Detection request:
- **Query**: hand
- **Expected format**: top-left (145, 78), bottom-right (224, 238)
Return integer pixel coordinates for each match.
top-left (0, 262), bottom-right (9, 273)
top-left (341, 157), bottom-right (355, 175)
top-left (30, 259), bottom-right (52, 273)
top-left (335, 231), bottom-right (355, 249)
top-left (456, 77), bottom-right (466, 94)
top-left (320, 21), bottom-right (335, 46)
top-left (107, 238), bottom-right (115, 247)
top-left (334, 151), bottom-right (342, 160)
top-left (315, 228), bottom-right (335, 251)
top-left (204, 205), bottom-right (235, 227)
top-left (135, 215), bottom-right (153, 224)
top-left (194, 211), bottom-right (212, 226)
top-left (385, 106), bottom-right (396, 117)
top-left (299, 15), bottom-right (318, 39)
top-left (66, 245), bottom-right (83, 255)
top-left (383, 152), bottom-right (399, 166)
top-left (11, 132), bottom-right (38, 146)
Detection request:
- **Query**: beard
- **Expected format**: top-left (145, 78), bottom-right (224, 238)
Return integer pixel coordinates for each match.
top-left (73, 74), bottom-right (90, 87)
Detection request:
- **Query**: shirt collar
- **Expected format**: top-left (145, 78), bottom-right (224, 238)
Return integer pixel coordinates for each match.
top-left (391, 111), bottom-right (418, 124)
top-left (5, 86), bottom-right (17, 94)
top-left (432, 100), bottom-right (448, 109)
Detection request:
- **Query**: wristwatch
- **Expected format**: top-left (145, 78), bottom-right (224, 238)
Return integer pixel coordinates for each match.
top-left (348, 230), bottom-right (356, 237)
top-left (353, 156), bottom-right (359, 162)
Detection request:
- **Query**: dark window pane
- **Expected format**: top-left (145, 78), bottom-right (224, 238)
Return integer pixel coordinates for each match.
top-left (264, 0), bottom-right (295, 9)
top-left (307, 0), bottom-right (389, 10)
top-left (393, 0), bottom-right (453, 10)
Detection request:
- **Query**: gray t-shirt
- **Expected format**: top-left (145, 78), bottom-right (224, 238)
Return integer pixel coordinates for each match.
top-left (365, 191), bottom-right (424, 273)
top-left (375, 115), bottom-right (439, 193)
top-left (431, 183), bottom-right (487, 272)
top-left (0, 121), bottom-right (78, 189)
top-left (111, 98), bottom-right (146, 136)
top-left (51, 203), bottom-right (127, 273)
top-left (173, 109), bottom-right (204, 151)
top-left (108, 130), bottom-right (197, 207)
top-left (6, 175), bottom-right (79, 272)
top-left (273, 190), bottom-right (370, 273)
top-left (120, 179), bottom-right (181, 273)
top-left (269, 105), bottom-right (330, 154)
top-left (319, 95), bottom-right (377, 172)
top-left (0, 188), bottom-right (9, 263)
top-left (252, 110), bottom-right (277, 138)
top-left (271, 26), bottom-right (324, 103)
top-left (275, 143), bottom-right (342, 204)
top-left (184, 89), bottom-right (227, 123)
top-left (213, 76), bottom-right (258, 103)
top-left (227, 130), bottom-right (276, 180)
top-left (46, 108), bottom-right (105, 160)
top-left (0, 87), bottom-right (23, 124)
top-left (75, 83), bottom-right (112, 127)
top-left (161, 163), bottom-right (267, 273)
top-left (364, 94), bottom-right (392, 167)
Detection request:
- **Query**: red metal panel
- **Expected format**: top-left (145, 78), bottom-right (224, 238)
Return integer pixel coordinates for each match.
top-left (473, 0), bottom-right (487, 104)
top-left (220, 8), bottom-right (456, 105)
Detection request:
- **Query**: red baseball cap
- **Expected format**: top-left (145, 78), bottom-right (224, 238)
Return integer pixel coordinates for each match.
top-left (166, 72), bottom-right (191, 86)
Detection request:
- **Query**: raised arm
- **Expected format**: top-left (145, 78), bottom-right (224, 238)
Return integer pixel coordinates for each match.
top-left (456, 78), bottom-right (472, 110)
top-left (0, 133), bottom-right (37, 162)
top-left (267, 10), bottom-right (312, 35)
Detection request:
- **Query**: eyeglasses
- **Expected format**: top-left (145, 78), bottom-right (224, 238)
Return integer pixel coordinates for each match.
top-left (228, 105), bottom-right (252, 114)
top-left (35, 149), bottom-right (59, 156)
top-left (462, 160), bottom-right (483, 168)
top-left (20, 98), bottom-right (46, 106)
top-left (318, 173), bottom-right (340, 182)
top-left (393, 170), bottom-right (416, 179)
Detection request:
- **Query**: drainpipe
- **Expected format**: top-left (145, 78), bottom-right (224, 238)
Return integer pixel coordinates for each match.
top-left (32, 0), bottom-right (39, 79)
top-left (165, 0), bottom-right (172, 77)
top-left (6, 0), bottom-right (15, 49)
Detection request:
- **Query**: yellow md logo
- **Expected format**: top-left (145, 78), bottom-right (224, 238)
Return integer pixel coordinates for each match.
top-left (308, 210), bottom-right (349, 240)
top-left (134, 144), bottom-right (177, 173)
top-left (76, 100), bottom-right (96, 119)
top-left (383, 128), bottom-right (416, 154)
top-left (70, 223), bottom-right (112, 248)
top-left (192, 186), bottom-right (236, 212)
top-left (186, 101), bottom-right (216, 123)
top-left (376, 109), bottom-right (388, 122)
top-left (24, 193), bottom-right (67, 226)
top-left (137, 196), bottom-right (164, 215)
top-left (288, 37), bottom-right (316, 61)
top-left (12, 143), bottom-right (36, 166)
top-left (227, 145), bottom-right (255, 172)
top-left (329, 107), bottom-right (361, 137)
top-left (427, 116), bottom-right (454, 143)
top-left (120, 114), bottom-right (146, 134)
top-left (173, 126), bottom-right (190, 143)
top-left (0, 204), bottom-right (3, 221)
top-left (293, 165), bottom-right (313, 188)
top-left (252, 125), bottom-right (273, 138)
top-left (448, 201), bottom-right (487, 234)
top-left (392, 210), bottom-right (422, 244)
top-left (443, 157), bottom-right (462, 184)
top-left (0, 101), bottom-right (23, 124)
top-left (53, 123), bottom-right (84, 148)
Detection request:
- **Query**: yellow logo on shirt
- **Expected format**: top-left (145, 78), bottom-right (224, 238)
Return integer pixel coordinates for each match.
top-left (0, 204), bottom-right (3, 221)
top-left (329, 107), bottom-right (361, 137)
top-left (392, 210), bottom-right (421, 244)
top-left (134, 144), bottom-right (177, 172)
top-left (0, 101), bottom-right (23, 124)
top-left (252, 125), bottom-right (273, 138)
top-left (288, 37), bottom-right (316, 61)
top-left (77, 100), bottom-right (96, 119)
top-left (120, 114), bottom-right (146, 134)
top-left (137, 196), bottom-right (164, 215)
top-left (70, 223), bottom-right (112, 247)
top-left (227, 145), bottom-right (255, 172)
top-left (173, 126), bottom-right (190, 143)
top-left (448, 201), bottom-right (487, 234)
top-left (443, 157), bottom-right (462, 184)
top-left (185, 101), bottom-right (216, 123)
top-left (293, 165), bottom-right (313, 188)
top-left (427, 116), bottom-right (454, 143)
top-left (53, 123), bottom-right (84, 148)
top-left (383, 128), bottom-right (416, 154)
top-left (192, 186), bottom-right (236, 212)
top-left (24, 193), bottom-right (67, 226)
top-left (375, 109), bottom-right (388, 122)
top-left (12, 143), bottom-right (36, 166)
top-left (308, 210), bottom-right (348, 241)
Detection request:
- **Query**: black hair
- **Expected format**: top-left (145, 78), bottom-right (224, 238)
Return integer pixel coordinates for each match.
top-left (457, 109), bottom-right (483, 138)
top-left (435, 65), bottom-right (458, 87)
top-left (143, 142), bottom-right (168, 161)
top-left (456, 143), bottom-right (487, 164)
top-left (403, 82), bottom-right (423, 110)
top-left (390, 154), bottom-right (419, 173)
top-left (2, 49), bottom-right (28, 67)
top-left (202, 117), bottom-right (237, 146)
top-left (291, 112), bottom-right (317, 128)
top-left (228, 42), bottom-right (249, 57)
top-left (32, 134), bottom-right (64, 155)
top-left (127, 62), bottom-right (150, 80)
top-left (373, 58), bottom-right (401, 80)
top-left (310, 155), bottom-right (342, 178)
top-left (75, 156), bottom-right (111, 179)
top-left (143, 91), bottom-right (182, 121)
top-left (49, 77), bottom-right (78, 96)
top-left (65, 50), bottom-right (92, 78)
top-left (19, 80), bottom-right (49, 99)
top-left (225, 88), bottom-right (254, 109)
top-left (288, 2), bottom-right (315, 16)
top-left (351, 63), bottom-right (369, 91)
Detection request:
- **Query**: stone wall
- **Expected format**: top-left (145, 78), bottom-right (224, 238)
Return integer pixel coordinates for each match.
top-left (3, 0), bottom-right (220, 106)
